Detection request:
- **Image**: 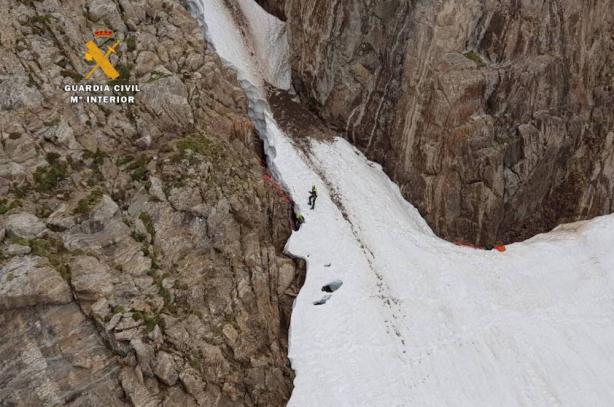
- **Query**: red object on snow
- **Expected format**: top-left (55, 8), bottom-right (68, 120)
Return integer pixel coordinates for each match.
top-left (495, 245), bottom-right (507, 252)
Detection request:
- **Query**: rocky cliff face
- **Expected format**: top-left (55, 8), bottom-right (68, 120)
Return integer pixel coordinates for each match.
top-left (0, 1), bottom-right (301, 406)
top-left (266, 0), bottom-right (614, 244)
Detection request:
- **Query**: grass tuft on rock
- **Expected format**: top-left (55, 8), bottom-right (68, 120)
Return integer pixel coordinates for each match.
top-left (139, 212), bottom-right (156, 239)
top-left (109, 63), bottom-right (133, 87)
top-left (33, 154), bottom-right (68, 192)
top-left (175, 133), bottom-right (221, 163)
top-left (463, 50), bottom-right (485, 66)
top-left (74, 189), bottom-right (103, 215)
top-left (126, 35), bottom-right (137, 52)
top-left (133, 310), bottom-right (165, 332)
top-left (83, 149), bottom-right (107, 167)
top-left (126, 155), bottom-right (149, 181)
top-left (0, 199), bottom-right (21, 215)
top-left (28, 237), bottom-right (72, 281)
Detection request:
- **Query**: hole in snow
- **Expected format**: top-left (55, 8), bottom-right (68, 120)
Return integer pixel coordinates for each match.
top-left (313, 294), bottom-right (332, 306)
top-left (321, 280), bottom-right (343, 293)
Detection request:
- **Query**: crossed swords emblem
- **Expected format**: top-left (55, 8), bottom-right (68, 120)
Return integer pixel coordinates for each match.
top-left (84, 40), bottom-right (121, 80)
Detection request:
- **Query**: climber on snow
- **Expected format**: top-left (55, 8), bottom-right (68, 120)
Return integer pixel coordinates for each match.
top-left (308, 185), bottom-right (318, 210)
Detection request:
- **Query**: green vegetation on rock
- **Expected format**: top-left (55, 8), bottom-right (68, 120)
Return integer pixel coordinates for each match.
top-left (109, 63), bottom-right (133, 88)
top-left (176, 133), bottom-right (221, 163)
top-left (0, 199), bottom-right (21, 215)
top-left (9, 237), bottom-right (72, 281)
top-left (33, 153), bottom-right (68, 192)
top-left (133, 310), bottom-right (166, 332)
top-left (139, 212), bottom-right (156, 239)
top-left (126, 35), bottom-right (137, 52)
top-left (83, 149), bottom-right (107, 167)
top-left (74, 189), bottom-right (103, 215)
top-left (463, 50), bottom-right (485, 66)
top-left (126, 155), bottom-right (149, 181)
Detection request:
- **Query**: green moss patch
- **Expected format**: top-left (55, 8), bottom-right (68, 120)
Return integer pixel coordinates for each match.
top-left (74, 189), bottom-right (103, 215)
top-left (109, 63), bottom-right (133, 88)
top-left (13, 237), bottom-right (72, 281)
top-left (126, 155), bottom-right (149, 181)
top-left (133, 310), bottom-right (166, 332)
top-left (0, 199), bottom-right (21, 215)
top-left (139, 212), bottom-right (155, 239)
top-left (463, 50), bottom-right (485, 66)
top-left (175, 134), bottom-right (222, 163)
top-left (33, 153), bottom-right (68, 192)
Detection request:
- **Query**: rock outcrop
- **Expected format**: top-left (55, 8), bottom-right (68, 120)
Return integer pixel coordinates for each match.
top-left (267, 0), bottom-right (614, 244)
top-left (0, 0), bottom-right (302, 406)
top-left (0, 256), bottom-right (72, 310)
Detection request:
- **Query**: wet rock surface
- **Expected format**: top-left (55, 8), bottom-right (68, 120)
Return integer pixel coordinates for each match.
top-left (270, 0), bottom-right (614, 244)
top-left (0, 1), bottom-right (303, 406)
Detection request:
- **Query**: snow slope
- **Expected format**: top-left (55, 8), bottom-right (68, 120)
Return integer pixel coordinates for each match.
top-left (189, 1), bottom-right (614, 405)
top-left (291, 139), bottom-right (614, 406)
top-left (188, 0), bottom-right (290, 89)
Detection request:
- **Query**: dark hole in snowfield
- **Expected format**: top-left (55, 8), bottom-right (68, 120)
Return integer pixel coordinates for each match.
top-left (322, 280), bottom-right (343, 293)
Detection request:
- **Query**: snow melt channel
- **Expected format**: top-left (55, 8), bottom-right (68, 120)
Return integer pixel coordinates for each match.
top-left (189, 1), bottom-right (614, 406)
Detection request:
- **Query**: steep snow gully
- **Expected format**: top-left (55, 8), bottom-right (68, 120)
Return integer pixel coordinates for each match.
top-left (189, 1), bottom-right (614, 406)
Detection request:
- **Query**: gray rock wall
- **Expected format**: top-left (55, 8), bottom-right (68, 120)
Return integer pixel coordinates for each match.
top-left (270, 0), bottom-right (614, 244)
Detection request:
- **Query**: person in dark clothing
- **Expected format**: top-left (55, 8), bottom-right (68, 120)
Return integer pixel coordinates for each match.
top-left (308, 185), bottom-right (318, 210)
top-left (289, 202), bottom-right (305, 231)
